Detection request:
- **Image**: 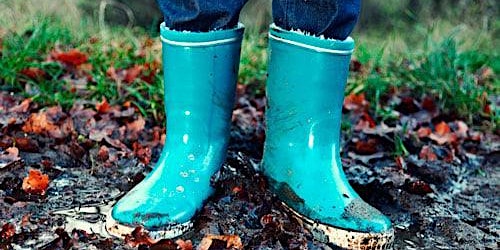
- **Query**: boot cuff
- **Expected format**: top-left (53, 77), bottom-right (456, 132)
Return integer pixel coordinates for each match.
top-left (160, 22), bottom-right (244, 47)
top-left (269, 23), bottom-right (354, 54)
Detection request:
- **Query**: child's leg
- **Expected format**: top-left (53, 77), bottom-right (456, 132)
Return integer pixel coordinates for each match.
top-left (157, 0), bottom-right (248, 31)
top-left (272, 0), bottom-right (360, 40)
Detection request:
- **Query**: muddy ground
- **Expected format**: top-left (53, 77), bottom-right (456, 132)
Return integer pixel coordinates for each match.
top-left (0, 89), bottom-right (499, 249)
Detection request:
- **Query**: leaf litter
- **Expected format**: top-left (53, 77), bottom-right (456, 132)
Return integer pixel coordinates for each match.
top-left (0, 77), bottom-right (498, 249)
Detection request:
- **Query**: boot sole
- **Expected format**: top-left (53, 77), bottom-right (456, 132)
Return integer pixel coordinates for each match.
top-left (281, 202), bottom-right (394, 250)
top-left (105, 210), bottom-right (193, 241)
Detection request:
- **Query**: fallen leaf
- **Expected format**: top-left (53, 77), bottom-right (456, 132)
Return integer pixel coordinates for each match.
top-left (419, 146), bottom-right (438, 161)
top-left (344, 93), bottom-right (369, 111)
top-left (434, 121), bottom-right (450, 136)
top-left (126, 116), bottom-right (146, 140)
top-left (421, 96), bottom-right (437, 112)
top-left (9, 98), bottom-right (31, 113)
top-left (52, 49), bottom-right (88, 66)
top-left (0, 147), bottom-right (20, 164)
top-left (13, 137), bottom-right (39, 152)
top-left (417, 127), bottom-right (432, 138)
top-left (133, 142), bottom-right (151, 165)
top-left (22, 169), bottom-right (50, 195)
top-left (406, 180), bottom-right (433, 195)
top-left (97, 145), bottom-right (109, 161)
top-left (175, 239), bottom-right (193, 250)
top-left (22, 107), bottom-right (73, 139)
top-left (96, 98), bottom-right (111, 114)
top-left (429, 133), bottom-right (458, 145)
top-left (124, 65), bottom-right (143, 84)
top-left (124, 227), bottom-right (157, 247)
top-left (0, 223), bottom-right (15, 240)
top-left (199, 234), bottom-right (243, 250)
top-left (353, 138), bottom-right (378, 155)
top-left (20, 67), bottom-right (46, 79)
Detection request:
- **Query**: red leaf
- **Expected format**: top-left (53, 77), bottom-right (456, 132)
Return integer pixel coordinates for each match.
top-left (407, 180), bottom-right (433, 195)
top-left (96, 98), bottom-right (111, 114)
top-left (0, 223), bottom-right (15, 240)
top-left (419, 146), bottom-right (437, 161)
top-left (421, 96), bottom-right (436, 112)
top-left (97, 145), bottom-right (109, 161)
top-left (133, 142), bottom-right (151, 165)
top-left (354, 138), bottom-right (378, 155)
top-left (20, 67), bottom-right (46, 79)
top-left (417, 127), bottom-right (432, 138)
top-left (344, 93), bottom-right (369, 111)
top-left (52, 49), bottom-right (88, 66)
top-left (434, 121), bottom-right (450, 136)
top-left (22, 169), bottom-right (50, 195)
top-left (124, 65), bottom-right (143, 84)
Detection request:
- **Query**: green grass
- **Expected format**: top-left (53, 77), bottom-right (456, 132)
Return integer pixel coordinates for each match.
top-left (0, 6), bottom-right (498, 129)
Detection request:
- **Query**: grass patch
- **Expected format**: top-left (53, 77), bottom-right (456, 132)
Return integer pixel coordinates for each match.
top-left (0, 7), bottom-right (498, 129)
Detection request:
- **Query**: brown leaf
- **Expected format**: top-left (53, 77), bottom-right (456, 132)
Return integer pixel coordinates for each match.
top-left (344, 93), bottom-right (369, 111)
top-left (22, 169), bottom-right (50, 195)
top-left (199, 234), bottom-right (243, 250)
top-left (407, 180), bottom-right (433, 195)
top-left (416, 127), bottom-right (432, 138)
top-left (124, 65), bottom-right (143, 84)
top-left (354, 138), bottom-right (378, 155)
top-left (0, 147), bottom-right (20, 163)
top-left (14, 137), bottom-right (39, 152)
top-left (22, 106), bottom-right (73, 139)
top-left (97, 145), bottom-right (109, 161)
top-left (175, 239), bottom-right (193, 250)
top-left (126, 116), bottom-right (145, 140)
top-left (124, 227), bottom-right (157, 247)
top-left (9, 98), bottom-right (31, 113)
top-left (52, 49), bottom-right (88, 66)
top-left (133, 142), bottom-right (151, 165)
top-left (419, 146), bottom-right (437, 161)
top-left (429, 133), bottom-right (458, 145)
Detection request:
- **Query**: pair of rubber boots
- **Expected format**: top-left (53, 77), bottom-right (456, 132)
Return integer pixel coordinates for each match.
top-left (105, 23), bottom-right (394, 249)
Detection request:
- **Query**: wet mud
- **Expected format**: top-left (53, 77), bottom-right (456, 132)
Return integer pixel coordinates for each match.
top-left (0, 90), bottom-right (498, 249)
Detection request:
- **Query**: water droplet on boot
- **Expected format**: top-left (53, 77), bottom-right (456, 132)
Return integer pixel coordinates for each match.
top-left (187, 154), bottom-right (195, 161)
top-left (176, 186), bottom-right (185, 193)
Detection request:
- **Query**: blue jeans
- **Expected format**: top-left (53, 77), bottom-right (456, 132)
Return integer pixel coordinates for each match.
top-left (157, 0), bottom-right (360, 40)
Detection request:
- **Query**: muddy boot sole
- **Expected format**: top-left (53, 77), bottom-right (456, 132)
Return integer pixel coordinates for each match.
top-left (105, 210), bottom-right (193, 241)
top-left (281, 202), bottom-right (395, 250)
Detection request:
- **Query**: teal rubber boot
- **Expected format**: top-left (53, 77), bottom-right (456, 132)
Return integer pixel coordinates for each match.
top-left (106, 23), bottom-right (244, 240)
top-left (262, 24), bottom-right (394, 249)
